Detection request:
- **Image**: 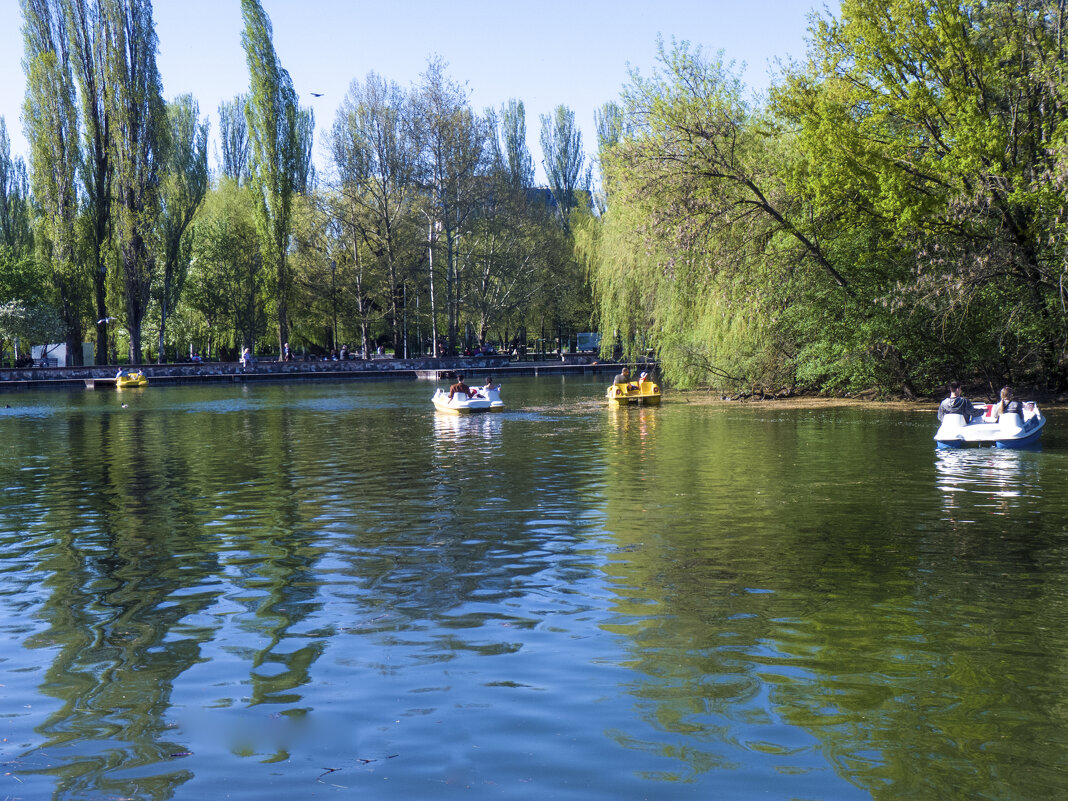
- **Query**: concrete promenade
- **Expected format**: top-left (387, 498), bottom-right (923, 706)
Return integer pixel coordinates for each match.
top-left (0, 354), bottom-right (640, 392)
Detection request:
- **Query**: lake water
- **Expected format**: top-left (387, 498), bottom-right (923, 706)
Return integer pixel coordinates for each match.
top-left (1, 377), bottom-right (1066, 800)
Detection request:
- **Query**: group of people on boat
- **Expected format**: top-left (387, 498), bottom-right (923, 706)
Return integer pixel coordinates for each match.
top-left (938, 381), bottom-right (1023, 422)
top-left (612, 366), bottom-right (652, 392)
top-left (448, 374), bottom-right (498, 401)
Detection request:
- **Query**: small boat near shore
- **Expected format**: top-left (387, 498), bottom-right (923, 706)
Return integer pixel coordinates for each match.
top-left (432, 386), bottom-right (504, 414)
top-left (115, 371), bottom-right (148, 389)
top-left (934, 402), bottom-right (1045, 449)
top-left (606, 377), bottom-right (661, 406)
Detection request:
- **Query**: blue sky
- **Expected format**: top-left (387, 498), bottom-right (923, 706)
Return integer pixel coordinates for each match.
top-left (1, 0), bottom-right (834, 182)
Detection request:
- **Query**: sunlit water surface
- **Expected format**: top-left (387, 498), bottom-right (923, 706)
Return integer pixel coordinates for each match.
top-left (1, 377), bottom-right (1067, 800)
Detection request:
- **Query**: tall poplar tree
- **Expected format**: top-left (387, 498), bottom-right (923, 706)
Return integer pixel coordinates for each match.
top-left (242, 0), bottom-right (311, 357)
top-left (22, 0), bottom-right (85, 363)
top-left (64, 0), bottom-right (113, 364)
top-left (102, 0), bottom-right (166, 364)
top-left (0, 117), bottom-right (32, 253)
top-left (218, 93), bottom-right (251, 184)
top-left (539, 104), bottom-right (590, 231)
top-left (155, 94), bottom-right (208, 362)
top-left (499, 99), bottom-right (534, 191)
top-left (592, 101), bottom-right (624, 214)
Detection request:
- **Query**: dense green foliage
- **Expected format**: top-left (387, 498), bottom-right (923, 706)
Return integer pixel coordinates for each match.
top-left (584, 1), bottom-right (1068, 394)
top-left (1, 0), bottom-right (594, 365)
top-left (9, 0), bottom-right (1065, 390)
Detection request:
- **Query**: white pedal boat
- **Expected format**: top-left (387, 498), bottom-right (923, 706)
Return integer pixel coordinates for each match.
top-left (432, 386), bottom-right (504, 414)
top-left (934, 402), bottom-right (1045, 449)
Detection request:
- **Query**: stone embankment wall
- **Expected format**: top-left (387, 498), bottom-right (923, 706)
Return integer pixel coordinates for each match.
top-left (0, 354), bottom-right (625, 391)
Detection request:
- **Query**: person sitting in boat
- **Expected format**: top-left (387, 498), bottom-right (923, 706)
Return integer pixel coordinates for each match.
top-left (482, 376), bottom-right (498, 392)
top-left (937, 381), bottom-right (979, 421)
top-left (448, 374), bottom-right (475, 401)
top-left (989, 386), bottom-right (1024, 420)
top-left (613, 367), bottom-right (638, 391)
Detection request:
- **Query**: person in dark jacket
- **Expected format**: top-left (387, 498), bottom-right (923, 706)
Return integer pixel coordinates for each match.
top-left (938, 381), bottom-right (979, 421)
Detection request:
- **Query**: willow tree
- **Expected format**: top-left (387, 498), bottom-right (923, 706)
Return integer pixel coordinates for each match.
top-left (155, 94), bottom-right (208, 362)
top-left (102, 0), bottom-right (166, 364)
top-left (242, 0), bottom-right (312, 357)
top-left (22, 0), bottom-right (85, 363)
top-left (584, 39), bottom-right (859, 391)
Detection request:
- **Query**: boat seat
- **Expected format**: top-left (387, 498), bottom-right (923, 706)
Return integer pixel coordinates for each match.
top-left (997, 412), bottom-right (1025, 434)
top-left (939, 413), bottom-right (970, 430)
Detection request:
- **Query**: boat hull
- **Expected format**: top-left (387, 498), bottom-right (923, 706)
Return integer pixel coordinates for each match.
top-left (116, 373), bottom-right (148, 388)
top-left (432, 387), bottom-right (502, 414)
top-left (606, 381), bottom-right (661, 406)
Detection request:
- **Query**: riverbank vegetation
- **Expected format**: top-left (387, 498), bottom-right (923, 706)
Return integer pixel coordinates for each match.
top-left (584, 0), bottom-right (1068, 397)
top-left (1, 0), bottom-right (1066, 396)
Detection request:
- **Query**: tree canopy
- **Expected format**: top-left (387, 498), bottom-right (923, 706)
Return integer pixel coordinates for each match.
top-left (583, 3), bottom-right (1068, 395)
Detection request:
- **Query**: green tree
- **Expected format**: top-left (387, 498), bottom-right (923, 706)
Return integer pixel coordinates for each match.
top-left (187, 179), bottom-right (263, 356)
top-left (487, 99), bottom-right (534, 191)
top-left (328, 72), bottom-right (420, 355)
top-left (102, 0), bottom-right (166, 364)
top-left (0, 117), bottom-right (32, 253)
top-left (64, 0), bottom-right (113, 364)
top-left (539, 104), bottom-right (590, 231)
top-left (775, 0), bottom-right (1068, 387)
top-left (154, 94), bottom-right (208, 362)
top-left (22, 0), bottom-right (87, 363)
top-left (218, 93), bottom-right (250, 184)
top-left (594, 101), bottom-right (624, 154)
top-left (592, 100), bottom-right (624, 214)
top-left (0, 299), bottom-right (65, 361)
top-left (585, 35), bottom-right (933, 393)
top-left (466, 183), bottom-right (562, 349)
top-left (412, 56), bottom-right (489, 355)
top-left (241, 0), bottom-right (312, 358)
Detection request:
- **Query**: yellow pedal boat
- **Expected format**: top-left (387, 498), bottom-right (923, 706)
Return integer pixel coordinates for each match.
top-left (115, 371), bottom-right (149, 388)
top-left (606, 378), bottom-right (661, 406)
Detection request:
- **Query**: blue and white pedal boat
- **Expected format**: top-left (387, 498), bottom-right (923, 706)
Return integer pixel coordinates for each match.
top-left (934, 403), bottom-right (1045, 449)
